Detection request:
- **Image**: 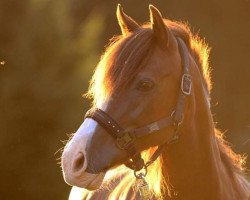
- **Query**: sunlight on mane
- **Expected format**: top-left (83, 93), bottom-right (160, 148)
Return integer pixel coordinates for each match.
top-left (190, 34), bottom-right (212, 92)
top-left (84, 35), bottom-right (122, 105)
top-left (215, 129), bottom-right (247, 172)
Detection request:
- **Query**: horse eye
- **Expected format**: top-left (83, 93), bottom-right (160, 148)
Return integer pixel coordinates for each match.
top-left (136, 79), bottom-right (155, 92)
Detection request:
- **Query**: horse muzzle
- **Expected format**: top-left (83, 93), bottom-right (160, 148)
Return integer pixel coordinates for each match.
top-left (61, 118), bottom-right (106, 190)
top-left (62, 145), bottom-right (106, 190)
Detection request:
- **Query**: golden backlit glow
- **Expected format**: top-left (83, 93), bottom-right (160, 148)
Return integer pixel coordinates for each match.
top-left (85, 36), bottom-right (122, 104)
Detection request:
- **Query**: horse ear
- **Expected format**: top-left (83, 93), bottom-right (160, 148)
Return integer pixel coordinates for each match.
top-left (149, 5), bottom-right (171, 49)
top-left (116, 4), bottom-right (140, 36)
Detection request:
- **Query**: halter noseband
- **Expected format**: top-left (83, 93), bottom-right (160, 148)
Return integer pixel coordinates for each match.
top-left (85, 38), bottom-right (192, 175)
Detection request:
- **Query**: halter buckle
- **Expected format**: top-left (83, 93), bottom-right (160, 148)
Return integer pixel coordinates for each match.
top-left (116, 131), bottom-right (135, 150)
top-left (181, 74), bottom-right (192, 95)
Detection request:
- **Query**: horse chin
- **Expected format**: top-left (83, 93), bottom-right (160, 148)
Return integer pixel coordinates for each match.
top-left (65, 171), bottom-right (106, 190)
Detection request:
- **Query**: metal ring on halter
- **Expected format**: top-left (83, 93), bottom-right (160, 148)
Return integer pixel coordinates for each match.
top-left (134, 165), bottom-right (148, 179)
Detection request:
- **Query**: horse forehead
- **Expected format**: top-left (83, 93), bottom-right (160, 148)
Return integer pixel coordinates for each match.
top-left (145, 46), bottom-right (180, 76)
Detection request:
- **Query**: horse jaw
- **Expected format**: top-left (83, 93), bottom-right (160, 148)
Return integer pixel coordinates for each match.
top-left (64, 170), bottom-right (106, 190)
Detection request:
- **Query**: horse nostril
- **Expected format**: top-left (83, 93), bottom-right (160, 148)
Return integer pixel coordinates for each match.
top-left (73, 152), bottom-right (85, 173)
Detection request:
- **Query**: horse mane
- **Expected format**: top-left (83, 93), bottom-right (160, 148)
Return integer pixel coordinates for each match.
top-left (85, 20), bottom-right (247, 199)
top-left (215, 129), bottom-right (247, 173)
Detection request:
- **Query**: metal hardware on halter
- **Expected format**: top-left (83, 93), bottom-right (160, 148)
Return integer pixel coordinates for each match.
top-left (148, 122), bottom-right (160, 133)
top-left (181, 74), bottom-right (192, 95)
top-left (136, 176), bottom-right (150, 200)
top-left (134, 165), bottom-right (148, 179)
top-left (134, 165), bottom-right (151, 200)
top-left (116, 132), bottom-right (135, 150)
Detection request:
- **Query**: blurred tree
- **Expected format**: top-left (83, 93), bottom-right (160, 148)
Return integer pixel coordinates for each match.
top-left (0, 0), bottom-right (106, 199)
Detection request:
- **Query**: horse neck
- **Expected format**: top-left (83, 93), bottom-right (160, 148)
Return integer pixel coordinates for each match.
top-left (161, 66), bottom-right (245, 200)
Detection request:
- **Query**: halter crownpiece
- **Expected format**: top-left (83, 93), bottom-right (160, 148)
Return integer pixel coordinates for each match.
top-left (84, 37), bottom-right (192, 187)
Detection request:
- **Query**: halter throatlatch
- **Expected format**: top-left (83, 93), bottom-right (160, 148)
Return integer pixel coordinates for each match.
top-left (84, 38), bottom-right (192, 197)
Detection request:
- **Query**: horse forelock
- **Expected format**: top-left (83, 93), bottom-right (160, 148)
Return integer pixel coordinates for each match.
top-left (85, 28), bottom-right (154, 105)
top-left (86, 20), bottom-right (212, 105)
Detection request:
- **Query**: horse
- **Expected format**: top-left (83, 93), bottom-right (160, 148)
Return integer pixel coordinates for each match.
top-left (61, 4), bottom-right (250, 200)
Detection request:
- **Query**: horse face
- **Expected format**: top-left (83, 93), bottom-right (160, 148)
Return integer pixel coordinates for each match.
top-left (61, 44), bottom-right (182, 190)
top-left (62, 5), bottom-right (182, 190)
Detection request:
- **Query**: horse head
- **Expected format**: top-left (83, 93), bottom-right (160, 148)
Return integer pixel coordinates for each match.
top-left (62, 4), bottom-right (195, 191)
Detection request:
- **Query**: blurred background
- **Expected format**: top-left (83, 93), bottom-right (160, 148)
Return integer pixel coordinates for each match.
top-left (0, 0), bottom-right (249, 199)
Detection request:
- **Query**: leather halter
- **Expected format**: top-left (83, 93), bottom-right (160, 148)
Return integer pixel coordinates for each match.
top-left (85, 38), bottom-right (192, 174)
